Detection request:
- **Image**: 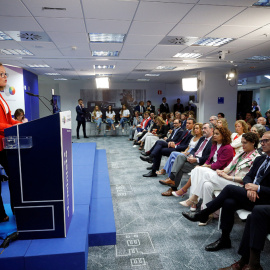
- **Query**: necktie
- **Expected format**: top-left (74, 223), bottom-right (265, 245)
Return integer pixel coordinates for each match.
top-left (175, 131), bottom-right (189, 146)
top-left (255, 157), bottom-right (270, 185)
top-left (140, 106), bottom-right (143, 113)
top-left (194, 138), bottom-right (208, 156)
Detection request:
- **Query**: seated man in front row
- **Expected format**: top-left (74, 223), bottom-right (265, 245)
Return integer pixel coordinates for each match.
top-left (140, 118), bottom-right (195, 177)
top-left (160, 122), bottom-right (214, 196)
top-left (182, 131), bottom-right (270, 257)
top-left (219, 205), bottom-right (270, 270)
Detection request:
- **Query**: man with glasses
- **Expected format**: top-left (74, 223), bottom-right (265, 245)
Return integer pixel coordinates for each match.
top-left (209, 115), bottom-right (218, 126)
top-left (182, 131), bottom-right (270, 263)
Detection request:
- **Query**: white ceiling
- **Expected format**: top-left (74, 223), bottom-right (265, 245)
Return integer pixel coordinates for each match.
top-left (1, 0), bottom-right (270, 84)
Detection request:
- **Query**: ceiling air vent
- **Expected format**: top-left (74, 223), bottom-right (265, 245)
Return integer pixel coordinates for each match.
top-left (4, 31), bottom-right (51, 42)
top-left (55, 68), bottom-right (74, 71)
top-left (159, 36), bottom-right (199, 46)
top-left (42, 7), bottom-right (67, 11)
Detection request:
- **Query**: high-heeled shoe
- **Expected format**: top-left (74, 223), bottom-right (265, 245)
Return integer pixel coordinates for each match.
top-left (198, 214), bottom-right (213, 226)
top-left (172, 188), bottom-right (187, 198)
top-left (179, 198), bottom-right (198, 212)
top-left (156, 169), bottom-right (166, 175)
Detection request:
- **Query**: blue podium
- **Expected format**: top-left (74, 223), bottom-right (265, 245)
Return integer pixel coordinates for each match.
top-left (4, 111), bottom-right (74, 240)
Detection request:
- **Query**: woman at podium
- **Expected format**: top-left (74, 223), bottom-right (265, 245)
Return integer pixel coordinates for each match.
top-left (0, 63), bottom-right (21, 223)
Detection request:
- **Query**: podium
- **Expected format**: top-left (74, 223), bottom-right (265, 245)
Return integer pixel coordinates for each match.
top-left (4, 111), bottom-right (74, 240)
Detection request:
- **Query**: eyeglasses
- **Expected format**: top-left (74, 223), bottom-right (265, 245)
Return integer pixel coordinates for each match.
top-left (0, 73), bottom-right (8, 78)
top-left (209, 119), bottom-right (215, 121)
top-left (260, 139), bottom-right (270, 144)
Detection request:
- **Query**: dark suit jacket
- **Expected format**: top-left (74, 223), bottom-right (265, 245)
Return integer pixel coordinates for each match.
top-left (146, 105), bottom-right (155, 114)
top-left (175, 131), bottom-right (193, 152)
top-left (205, 144), bottom-right (234, 170)
top-left (134, 105), bottom-right (145, 114)
top-left (166, 128), bottom-right (183, 143)
top-left (76, 105), bottom-right (87, 122)
top-left (185, 104), bottom-right (196, 113)
top-left (160, 103), bottom-right (170, 114)
top-left (157, 125), bottom-right (169, 139)
top-left (190, 136), bottom-right (213, 165)
top-left (243, 156), bottom-right (270, 200)
top-left (173, 103), bottom-right (184, 113)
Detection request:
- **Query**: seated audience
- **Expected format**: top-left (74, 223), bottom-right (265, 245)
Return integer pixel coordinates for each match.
top-left (116, 104), bottom-right (130, 132)
top-left (178, 127), bottom-right (233, 211)
top-left (158, 123), bottom-right (213, 196)
top-left (265, 110), bottom-right (270, 126)
top-left (182, 132), bottom-right (260, 222)
top-left (231, 120), bottom-right (248, 155)
top-left (138, 116), bottom-right (158, 149)
top-left (156, 123), bottom-right (203, 177)
top-left (106, 105), bottom-right (116, 131)
top-left (216, 118), bottom-right (228, 129)
top-left (134, 101), bottom-right (145, 116)
top-left (133, 111), bottom-right (151, 141)
top-left (129, 111), bottom-right (142, 140)
top-left (219, 205), bottom-right (270, 270)
top-left (209, 115), bottom-right (218, 126)
top-left (14, 108), bottom-right (28, 123)
top-left (92, 105), bottom-right (102, 133)
top-left (251, 124), bottom-right (266, 154)
top-left (182, 131), bottom-right (270, 252)
top-left (257, 116), bottom-right (270, 131)
top-left (140, 118), bottom-right (195, 177)
top-left (143, 117), bottom-right (168, 152)
top-left (246, 118), bottom-right (256, 131)
top-left (218, 112), bottom-right (225, 119)
top-left (175, 111), bottom-right (181, 121)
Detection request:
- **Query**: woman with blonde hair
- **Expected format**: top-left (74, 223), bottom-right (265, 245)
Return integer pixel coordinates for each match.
top-left (216, 118), bottom-right (228, 129)
top-left (92, 105), bottom-right (102, 133)
top-left (231, 120), bottom-right (248, 155)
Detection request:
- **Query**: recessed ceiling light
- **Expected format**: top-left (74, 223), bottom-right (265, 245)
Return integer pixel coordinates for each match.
top-left (96, 77), bottom-right (110, 89)
top-left (156, 66), bottom-right (176, 70)
top-left (265, 75), bottom-right (270, 79)
top-left (145, 74), bottom-right (160, 77)
top-left (45, 73), bottom-right (61, 75)
top-left (253, 0), bottom-right (270, 6)
top-left (27, 64), bottom-right (50, 68)
top-left (246, 56), bottom-right (270, 61)
top-left (92, 51), bottom-right (119, 57)
top-left (192, 37), bottom-right (234, 47)
top-left (89, 33), bottom-right (125, 43)
top-left (1, 49), bottom-right (34, 55)
top-left (0, 31), bottom-right (12, 40)
top-left (137, 79), bottom-right (150, 81)
top-left (94, 65), bottom-right (115, 69)
top-left (173, 53), bottom-right (202, 58)
top-left (54, 78), bottom-right (67, 81)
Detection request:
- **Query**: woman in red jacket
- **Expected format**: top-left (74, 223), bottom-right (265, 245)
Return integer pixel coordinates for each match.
top-left (0, 63), bottom-right (20, 223)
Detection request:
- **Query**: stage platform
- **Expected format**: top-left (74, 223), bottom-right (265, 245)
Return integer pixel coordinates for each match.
top-left (0, 142), bottom-right (116, 270)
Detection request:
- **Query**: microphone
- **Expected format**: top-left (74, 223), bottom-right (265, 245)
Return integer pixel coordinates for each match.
top-left (25, 92), bottom-right (38, 97)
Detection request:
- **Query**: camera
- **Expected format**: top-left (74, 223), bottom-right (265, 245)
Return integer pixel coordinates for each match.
top-left (218, 50), bottom-right (229, 60)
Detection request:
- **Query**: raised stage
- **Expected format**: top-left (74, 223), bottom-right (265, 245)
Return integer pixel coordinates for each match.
top-left (0, 142), bottom-right (116, 270)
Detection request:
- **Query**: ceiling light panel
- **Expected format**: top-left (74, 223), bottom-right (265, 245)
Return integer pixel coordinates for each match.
top-left (44, 73), bottom-right (61, 75)
top-left (1, 49), bottom-right (34, 55)
top-left (92, 51), bottom-right (119, 57)
top-left (246, 56), bottom-right (270, 61)
top-left (192, 37), bottom-right (234, 47)
top-left (27, 64), bottom-right (50, 68)
top-left (94, 65), bottom-right (115, 69)
top-left (137, 79), bottom-right (150, 81)
top-left (145, 74), bottom-right (160, 77)
top-left (0, 31), bottom-right (12, 40)
top-left (156, 66), bottom-right (176, 70)
top-left (264, 75), bottom-right (270, 79)
top-left (89, 33), bottom-right (125, 43)
top-left (173, 53), bottom-right (202, 58)
top-left (54, 78), bottom-right (68, 81)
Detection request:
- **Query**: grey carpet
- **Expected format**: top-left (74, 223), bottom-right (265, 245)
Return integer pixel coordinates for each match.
top-left (73, 136), bottom-right (270, 270)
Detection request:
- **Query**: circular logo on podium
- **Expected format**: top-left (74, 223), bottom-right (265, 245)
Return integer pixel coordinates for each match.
top-left (9, 86), bottom-right (16, 95)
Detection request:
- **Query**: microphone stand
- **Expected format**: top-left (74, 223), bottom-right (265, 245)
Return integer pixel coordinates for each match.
top-left (25, 92), bottom-right (53, 114)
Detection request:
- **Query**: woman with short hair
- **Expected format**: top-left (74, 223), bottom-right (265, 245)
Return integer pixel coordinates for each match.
top-left (231, 120), bottom-right (248, 155)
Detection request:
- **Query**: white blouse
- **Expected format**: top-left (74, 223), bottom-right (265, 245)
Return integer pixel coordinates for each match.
top-left (120, 109), bottom-right (130, 117)
top-left (106, 111), bottom-right (115, 118)
top-left (213, 143), bottom-right (222, 162)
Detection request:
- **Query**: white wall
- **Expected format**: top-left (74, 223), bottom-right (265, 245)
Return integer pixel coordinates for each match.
top-left (38, 70), bottom-right (238, 136)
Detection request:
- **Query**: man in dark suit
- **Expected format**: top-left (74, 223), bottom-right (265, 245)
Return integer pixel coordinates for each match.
top-left (159, 97), bottom-right (170, 114)
top-left (185, 100), bottom-right (196, 114)
top-left (159, 122), bottom-right (214, 195)
top-left (76, 99), bottom-right (88, 139)
top-left (173, 98), bottom-right (184, 113)
top-left (146, 100), bottom-right (155, 114)
top-left (182, 131), bottom-right (270, 253)
top-left (134, 101), bottom-right (145, 116)
top-left (219, 205), bottom-right (270, 270)
top-left (140, 118), bottom-right (195, 177)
